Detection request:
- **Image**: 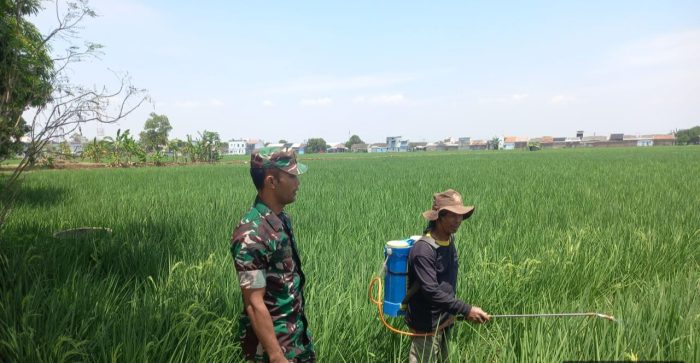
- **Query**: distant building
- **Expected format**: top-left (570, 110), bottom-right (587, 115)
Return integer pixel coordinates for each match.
top-left (637, 137), bottom-right (653, 147)
top-left (351, 143), bottom-right (368, 152)
top-left (651, 134), bottom-right (675, 146)
top-left (290, 143), bottom-right (306, 154)
top-left (327, 142), bottom-right (348, 153)
top-left (246, 139), bottom-right (265, 153)
top-left (503, 136), bottom-right (528, 150)
top-left (369, 143), bottom-right (388, 153)
top-left (228, 140), bottom-right (246, 155)
top-left (409, 142), bottom-right (428, 151)
top-left (582, 135), bottom-right (607, 142)
top-left (386, 136), bottom-right (408, 152)
top-left (469, 140), bottom-right (487, 150)
top-left (458, 137), bottom-right (471, 150)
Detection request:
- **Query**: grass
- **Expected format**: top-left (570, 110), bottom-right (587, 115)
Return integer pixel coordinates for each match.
top-left (1, 147), bottom-right (699, 362)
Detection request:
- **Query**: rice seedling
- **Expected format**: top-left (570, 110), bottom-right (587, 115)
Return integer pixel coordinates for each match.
top-left (1, 147), bottom-right (698, 362)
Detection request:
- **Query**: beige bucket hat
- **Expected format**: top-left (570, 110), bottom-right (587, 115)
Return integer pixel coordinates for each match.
top-left (422, 189), bottom-right (475, 221)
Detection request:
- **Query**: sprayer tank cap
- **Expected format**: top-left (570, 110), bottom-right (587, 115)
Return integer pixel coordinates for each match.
top-left (386, 240), bottom-right (410, 248)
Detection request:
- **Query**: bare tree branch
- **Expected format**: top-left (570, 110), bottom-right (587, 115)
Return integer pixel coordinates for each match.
top-left (0, 0), bottom-right (148, 232)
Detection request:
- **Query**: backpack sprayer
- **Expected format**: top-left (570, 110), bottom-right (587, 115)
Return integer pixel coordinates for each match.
top-left (368, 237), bottom-right (616, 337)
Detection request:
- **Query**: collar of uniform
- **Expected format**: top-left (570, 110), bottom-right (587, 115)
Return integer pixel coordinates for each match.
top-left (253, 197), bottom-right (285, 232)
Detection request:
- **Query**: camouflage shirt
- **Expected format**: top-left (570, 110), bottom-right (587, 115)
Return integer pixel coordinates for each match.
top-left (230, 197), bottom-right (314, 362)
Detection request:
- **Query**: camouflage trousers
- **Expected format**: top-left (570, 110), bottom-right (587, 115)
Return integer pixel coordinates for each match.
top-left (409, 329), bottom-right (451, 363)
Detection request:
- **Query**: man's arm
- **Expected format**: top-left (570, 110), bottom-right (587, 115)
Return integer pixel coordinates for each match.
top-left (242, 288), bottom-right (289, 363)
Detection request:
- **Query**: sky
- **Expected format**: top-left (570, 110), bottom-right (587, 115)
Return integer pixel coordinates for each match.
top-left (31, 0), bottom-right (700, 143)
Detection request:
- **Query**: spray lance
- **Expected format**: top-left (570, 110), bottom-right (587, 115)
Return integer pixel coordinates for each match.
top-left (369, 237), bottom-right (616, 337)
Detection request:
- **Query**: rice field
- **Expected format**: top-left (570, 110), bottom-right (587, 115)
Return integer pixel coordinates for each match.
top-left (1, 147), bottom-right (699, 362)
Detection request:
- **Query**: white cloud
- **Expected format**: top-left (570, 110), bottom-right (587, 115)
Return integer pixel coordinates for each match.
top-left (209, 99), bottom-right (224, 107)
top-left (300, 97), bottom-right (333, 107)
top-left (354, 93), bottom-right (406, 105)
top-left (262, 100), bottom-right (274, 107)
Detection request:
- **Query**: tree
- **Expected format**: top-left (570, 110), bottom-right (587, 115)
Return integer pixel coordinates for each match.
top-left (0, 0), bottom-right (147, 230)
top-left (219, 141), bottom-right (229, 155)
top-left (488, 137), bottom-right (501, 150)
top-left (0, 0), bottom-right (53, 162)
top-left (306, 138), bottom-right (327, 153)
top-left (675, 126), bottom-right (700, 145)
top-left (139, 112), bottom-right (172, 152)
top-left (198, 130), bottom-right (222, 162)
top-left (167, 139), bottom-right (183, 163)
top-left (278, 139), bottom-right (288, 144)
top-left (345, 134), bottom-right (364, 149)
top-left (105, 128), bottom-right (141, 167)
top-left (83, 137), bottom-right (107, 163)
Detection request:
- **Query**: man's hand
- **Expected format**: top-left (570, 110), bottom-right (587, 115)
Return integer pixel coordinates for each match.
top-left (465, 306), bottom-right (490, 323)
top-left (242, 288), bottom-right (288, 362)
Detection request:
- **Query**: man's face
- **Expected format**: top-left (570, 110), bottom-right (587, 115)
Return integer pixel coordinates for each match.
top-left (270, 169), bottom-right (300, 205)
top-left (436, 210), bottom-right (463, 235)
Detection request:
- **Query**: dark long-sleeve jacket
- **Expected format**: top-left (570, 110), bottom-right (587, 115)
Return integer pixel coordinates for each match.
top-left (404, 235), bottom-right (471, 332)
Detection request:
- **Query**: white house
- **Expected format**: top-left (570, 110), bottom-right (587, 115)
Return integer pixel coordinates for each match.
top-left (246, 139), bottom-right (265, 154)
top-left (228, 140), bottom-right (247, 155)
top-left (386, 136), bottom-right (409, 152)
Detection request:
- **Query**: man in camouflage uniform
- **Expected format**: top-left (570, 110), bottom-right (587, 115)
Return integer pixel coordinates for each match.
top-left (230, 148), bottom-right (314, 363)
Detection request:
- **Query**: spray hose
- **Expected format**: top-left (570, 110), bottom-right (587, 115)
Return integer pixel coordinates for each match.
top-left (369, 276), bottom-right (617, 337)
top-left (368, 276), bottom-right (457, 337)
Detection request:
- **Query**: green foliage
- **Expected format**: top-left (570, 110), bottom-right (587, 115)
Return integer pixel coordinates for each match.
top-left (218, 141), bottom-right (229, 155)
top-left (167, 139), bottom-right (184, 163)
top-left (306, 138), bottom-right (327, 153)
top-left (528, 140), bottom-right (541, 151)
top-left (345, 134), bottom-right (364, 149)
top-left (489, 137), bottom-right (501, 150)
top-left (0, 0), bottom-right (54, 161)
top-left (139, 113), bottom-right (172, 152)
top-left (0, 0), bottom-right (147, 232)
top-left (181, 131), bottom-right (222, 163)
top-left (151, 150), bottom-right (165, 166)
top-left (0, 117), bottom-right (30, 161)
top-left (82, 137), bottom-right (108, 163)
top-left (58, 141), bottom-right (72, 160)
top-left (675, 126), bottom-right (700, 145)
top-left (106, 129), bottom-right (145, 166)
top-left (278, 139), bottom-right (288, 144)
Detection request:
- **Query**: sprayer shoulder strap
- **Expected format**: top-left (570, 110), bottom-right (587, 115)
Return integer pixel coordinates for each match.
top-left (401, 236), bottom-right (439, 306)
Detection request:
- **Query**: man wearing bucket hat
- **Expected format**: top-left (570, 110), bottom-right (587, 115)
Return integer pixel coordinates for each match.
top-left (404, 189), bottom-right (490, 363)
top-left (230, 148), bottom-right (314, 363)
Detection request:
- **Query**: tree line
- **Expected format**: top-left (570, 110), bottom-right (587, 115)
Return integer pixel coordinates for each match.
top-left (77, 113), bottom-right (226, 166)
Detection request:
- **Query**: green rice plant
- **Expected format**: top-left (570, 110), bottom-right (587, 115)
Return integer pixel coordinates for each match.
top-left (0, 147), bottom-right (698, 362)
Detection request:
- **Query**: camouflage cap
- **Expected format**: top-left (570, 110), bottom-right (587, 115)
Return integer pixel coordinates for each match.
top-left (251, 147), bottom-right (308, 175)
top-left (422, 189), bottom-right (475, 221)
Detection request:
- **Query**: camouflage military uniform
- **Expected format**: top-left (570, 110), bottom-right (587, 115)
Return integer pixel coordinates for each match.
top-left (231, 197), bottom-right (315, 362)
